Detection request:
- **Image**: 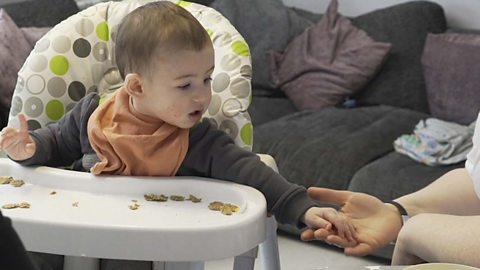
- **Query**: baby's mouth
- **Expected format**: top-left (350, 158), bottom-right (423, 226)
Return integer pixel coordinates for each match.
top-left (189, 110), bottom-right (203, 117)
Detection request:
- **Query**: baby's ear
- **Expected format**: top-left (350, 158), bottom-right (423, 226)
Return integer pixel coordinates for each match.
top-left (124, 73), bottom-right (143, 96)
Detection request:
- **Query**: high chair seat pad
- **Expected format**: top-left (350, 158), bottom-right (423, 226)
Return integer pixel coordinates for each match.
top-left (9, 0), bottom-right (253, 150)
top-left (0, 158), bottom-right (266, 261)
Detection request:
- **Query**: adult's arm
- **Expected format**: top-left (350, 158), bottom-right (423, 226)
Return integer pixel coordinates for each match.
top-left (302, 168), bottom-right (480, 256)
top-left (397, 168), bottom-right (480, 216)
top-left (0, 210), bottom-right (36, 270)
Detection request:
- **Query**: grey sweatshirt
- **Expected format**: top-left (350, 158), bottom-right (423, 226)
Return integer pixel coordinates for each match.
top-left (18, 93), bottom-right (316, 226)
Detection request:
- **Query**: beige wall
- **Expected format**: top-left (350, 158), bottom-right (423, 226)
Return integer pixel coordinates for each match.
top-left (282, 0), bottom-right (480, 30)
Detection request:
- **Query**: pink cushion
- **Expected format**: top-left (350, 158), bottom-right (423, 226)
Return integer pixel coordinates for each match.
top-left (422, 32), bottom-right (480, 124)
top-left (269, 0), bottom-right (391, 111)
top-left (0, 9), bottom-right (31, 124)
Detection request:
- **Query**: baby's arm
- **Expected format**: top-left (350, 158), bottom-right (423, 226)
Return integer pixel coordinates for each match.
top-left (0, 114), bottom-right (36, 161)
top-left (302, 207), bottom-right (356, 243)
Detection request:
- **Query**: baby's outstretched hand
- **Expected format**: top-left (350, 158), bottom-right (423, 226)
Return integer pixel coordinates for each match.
top-left (0, 114), bottom-right (36, 161)
top-left (302, 207), bottom-right (356, 244)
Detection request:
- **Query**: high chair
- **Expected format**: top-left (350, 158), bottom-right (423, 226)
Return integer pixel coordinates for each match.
top-left (2, 1), bottom-right (281, 269)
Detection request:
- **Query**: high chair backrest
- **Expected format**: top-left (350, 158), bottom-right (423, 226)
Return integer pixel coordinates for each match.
top-left (8, 0), bottom-right (253, 150)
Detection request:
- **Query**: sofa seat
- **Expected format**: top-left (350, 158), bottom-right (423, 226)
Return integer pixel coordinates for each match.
top-left (253, 105), bottom-right (428, 190)
top-left (349, 151), bottom-right (463, 202)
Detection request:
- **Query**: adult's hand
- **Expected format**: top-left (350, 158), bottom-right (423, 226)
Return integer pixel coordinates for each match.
top-left (301, 187), bottom-right (403, 256)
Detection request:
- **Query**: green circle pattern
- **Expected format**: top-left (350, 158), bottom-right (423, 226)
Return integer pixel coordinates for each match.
top-left (96, 22), bottom-right (109, 41)
top-left (240, 123), bottom-right (252, 146)
top-left (49, 55), bottom-right (69, 76)
top-left (231, 40), bottom-right (250, 56)
top-left (46, 100), bottom-right (65, 121)
top-left (177, 1), bottom-right (191, 8)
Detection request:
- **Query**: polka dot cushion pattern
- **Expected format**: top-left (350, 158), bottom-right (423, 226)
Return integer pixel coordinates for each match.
top-left (9, 0), bottom-right (253, 150)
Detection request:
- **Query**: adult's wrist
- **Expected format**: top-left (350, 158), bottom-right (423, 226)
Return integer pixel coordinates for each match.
top-left (386, 201), bottom-right (410, 225)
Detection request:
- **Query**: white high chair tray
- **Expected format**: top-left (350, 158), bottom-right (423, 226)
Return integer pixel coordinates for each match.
top-left (0, 158), bottom-right (267, 261)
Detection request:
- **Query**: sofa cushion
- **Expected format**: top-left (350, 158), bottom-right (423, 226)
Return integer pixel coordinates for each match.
top-left (348, 151), bottom-right (463, 202)
top-left (21, 27), bottom-right (51, 47)
top-left (269, 0), bottom-right (391, 111)
top-left (422, 33), bottom-right (480, 125)
top-left (351, 1), bottom-right (447, 112)
top-left (2, 0), bottom-right (79, 27)
top-left (0, 9), bottom-right (31, 128)
top-left (252, 105), bottom-right (427, 190)
top-left (210, 0), bottom-right (313, 94)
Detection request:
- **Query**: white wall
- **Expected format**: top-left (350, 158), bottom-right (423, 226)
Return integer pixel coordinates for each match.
top-left (282, 0), bottom-right (480, 30)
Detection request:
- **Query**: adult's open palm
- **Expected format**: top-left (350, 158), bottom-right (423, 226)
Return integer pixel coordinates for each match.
top-left (301, 187), bottom-right (403, 256)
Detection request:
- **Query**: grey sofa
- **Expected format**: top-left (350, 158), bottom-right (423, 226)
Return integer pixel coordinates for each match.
top-left (210, 0), bottom-right (468, 257)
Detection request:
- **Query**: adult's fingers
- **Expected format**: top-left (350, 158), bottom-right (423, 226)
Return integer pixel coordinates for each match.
top-left (307, 187), bottom-right (353, 206)
top-left (325, 234), bottom-right (357, 247)
top-left (344, 243), bottom-right (373, 257)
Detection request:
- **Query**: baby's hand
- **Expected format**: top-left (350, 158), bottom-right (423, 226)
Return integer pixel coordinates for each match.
top-left (0, 114), bottom-right (36, 161)
top-left (302, 207), bottom-right (356, 244)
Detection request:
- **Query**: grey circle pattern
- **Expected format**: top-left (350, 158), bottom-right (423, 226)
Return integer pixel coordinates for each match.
top-left (24, 97), bottom-right (44, 117)
top-left (219, 32), bottom-right (232, 46)
top-left (47, 77), bottom-right (67, 98)
top-left (222, 98), bottom-right (242, 117)
top-left (35, 38), bottom-right (50, 53)
top-left (52, 36), bottom-right (71, 54)
top-left (75, 19), bottom-right (94, 37)
top-left (240, 65), bottom-right (252, 79)
top-left (103, 68), bottom-right (122, 85)
top-left (88, 85), bottom-right (98, 94)
top-left (28, 55), bottom-right (48, 72)
top-left (93, 42), bottom-right (108, 62)
top-left (219, 119), bottom-right (238, 138)
top-left (73, 38), bottom-right (92, 58)
top-left (10, 96), bottom-right (23, 116)
top-left (26, 75), bottom-right (46, 94)
top-left (212, 73), bottom-right (230, 93)
top-left (220, 54), bottom-right (241, 71)
top-left (68, 81), bottom-right (87, 101)
top-left (16, 76), bottom-right (25, 93)
top-left (27, 120), bottom-right (41, 131)
top-left (110, 25), bottom-right (119, 42)
top-left (230, 78), bottom-right (250, 98)
top-left (208, 94), bottom-right (221, 115)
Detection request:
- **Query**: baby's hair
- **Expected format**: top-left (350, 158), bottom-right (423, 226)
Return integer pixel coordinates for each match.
top-left (115, 1), bottom-right (211, 79)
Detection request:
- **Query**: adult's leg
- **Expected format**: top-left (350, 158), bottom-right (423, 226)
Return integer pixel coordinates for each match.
top-left (392, 213), bottom-right (480, 267)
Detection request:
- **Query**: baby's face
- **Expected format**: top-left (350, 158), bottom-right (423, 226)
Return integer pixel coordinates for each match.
top-left (136, 45), bottom-right (214, 129)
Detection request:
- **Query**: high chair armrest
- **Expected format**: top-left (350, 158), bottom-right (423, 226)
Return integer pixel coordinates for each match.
top-left (257, 154), bottom-right (279, 173)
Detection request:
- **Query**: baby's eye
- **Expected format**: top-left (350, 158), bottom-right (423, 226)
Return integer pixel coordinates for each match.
top-left (177, 83), bottom-right (191, 90)
top-left (204, 77), bottom-right (212, 84)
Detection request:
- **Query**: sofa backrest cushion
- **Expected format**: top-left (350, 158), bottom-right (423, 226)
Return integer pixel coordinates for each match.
top-left (2, 0), bottom-right (79, 27)
top-left (422, 32), bottom-right (480, 125)
top-left (350, 1), bottom-right (447, 113)
top-left (0, 9), bottom-right (32, 128)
